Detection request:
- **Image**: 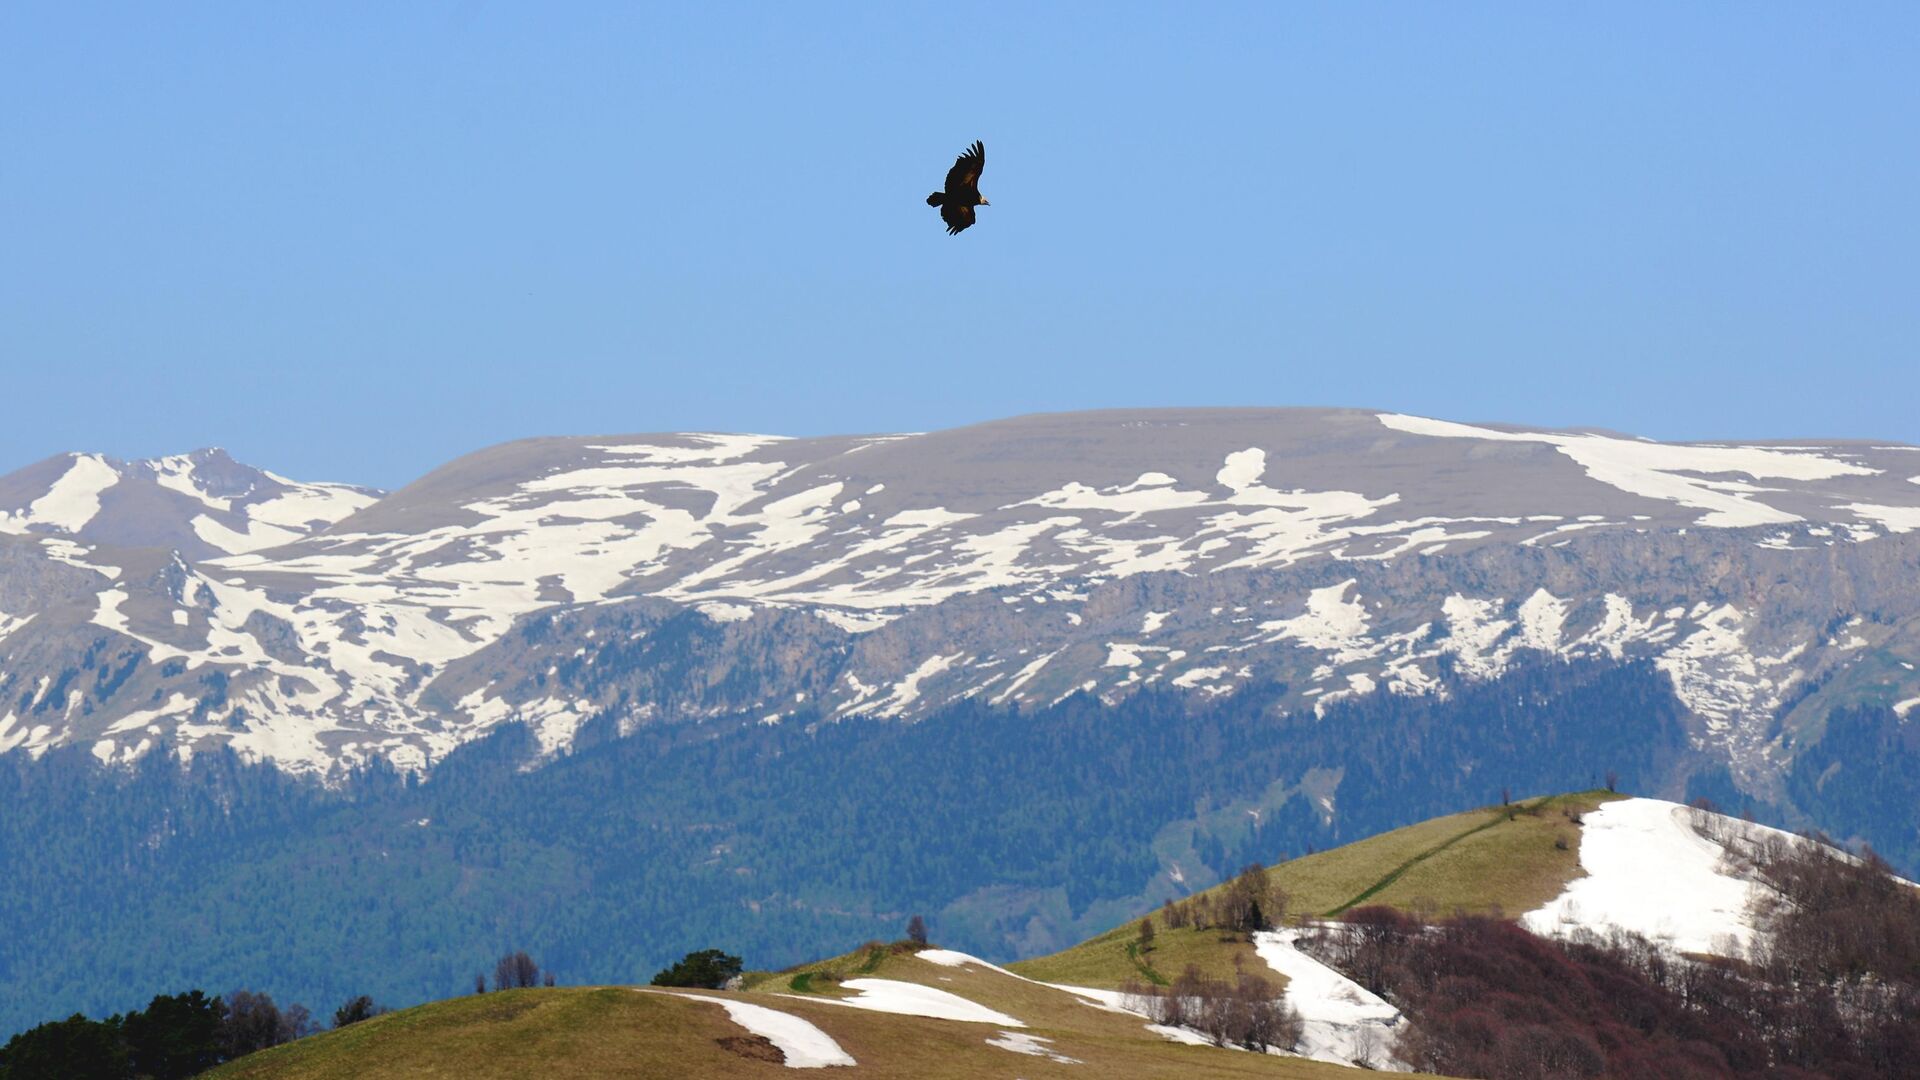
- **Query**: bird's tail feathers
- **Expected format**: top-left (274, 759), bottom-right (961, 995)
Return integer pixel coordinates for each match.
top-left (925, 192), bottom-right (944, 206)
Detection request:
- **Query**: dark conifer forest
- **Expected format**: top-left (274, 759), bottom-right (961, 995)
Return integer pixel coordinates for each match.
top-left (0, 656), bottom-right (1903, 1045)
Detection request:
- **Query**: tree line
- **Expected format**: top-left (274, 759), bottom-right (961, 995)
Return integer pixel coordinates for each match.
top-left (0, 988), bottom-right (330, 1080)
top-left (0, 946), bottom-right (564, 1080)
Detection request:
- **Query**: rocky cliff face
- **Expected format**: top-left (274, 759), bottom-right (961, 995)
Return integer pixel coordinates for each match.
top-left (3, 409), bottom-right (1918, 804)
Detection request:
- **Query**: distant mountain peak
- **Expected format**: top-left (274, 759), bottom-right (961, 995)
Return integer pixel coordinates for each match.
top-left (0, 448), bottom-right (380, 556)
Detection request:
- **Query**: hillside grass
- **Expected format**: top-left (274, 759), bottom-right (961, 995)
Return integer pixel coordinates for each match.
top-left (200, 988), bottom-right (737, 1079)
top-left (1002, 922), bottom-right (1268, 991)
top-left (204, 958), bottom-right (1455, 1079)
top-left (1356, 791), bottom-right (1615, 916)
top-left (741, 939), bottom-right (917, 995)
top-left (197, 794), bottom-right (1630, 1078)
top-left (1012, 790), bottom-right (1621, 989)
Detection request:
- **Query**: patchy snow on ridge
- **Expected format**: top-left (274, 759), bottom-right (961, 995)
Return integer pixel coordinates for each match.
top-left (1516, 588), bottom-right (1568, 651)
top-left (1844, 503), bottom-right (1920, 534)
top-left (12, 409), bottom-right (1920, 777)
top-left (989, 650), bottom-right (1058, 706)
top-left (1259, 580), bottom-right (1370, 655)
top-left (234, 475), bottom-right (378, 537)
top-left (1254, 928), bottom-right (1405, 1070)
top-left (862, 653), bottom-right (962, 718)
top-left (1652, 606), bottom-right (1808, 758)
top-left (914, 949), bottom-right (1039, 983)
top-left (1438, 595), bottom-right (1514, 679)
top-left (795, 978), bottom-right (1025, 1027)
top-left (0, 454), bottom-right (119, 534)
top-left (1523, 798), bottom-right (1791, 956)
top-left (1378, 414), bottom-right (1878, 528)
top-left (915, 949), bottom-right (995, 969)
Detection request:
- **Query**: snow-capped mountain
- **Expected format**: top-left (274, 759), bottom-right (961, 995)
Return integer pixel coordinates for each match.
top-left (3, 408), bottom-right (1919, 799)
top-left (0, 448), bottom-right (380, 558)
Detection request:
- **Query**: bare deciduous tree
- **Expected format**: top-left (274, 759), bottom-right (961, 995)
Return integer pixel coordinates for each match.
top-left (220, 990), bottom-right (312, 1058)
top-left (1123, 967), bottom-right (1301, 1052)
top-left (495, 951), bottom-right (541, 990)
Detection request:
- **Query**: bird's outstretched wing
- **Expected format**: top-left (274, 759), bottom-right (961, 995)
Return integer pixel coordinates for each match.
top-left (944, 141), bottom-right (985, 196)
top-left (941, 202), bottom-right (976, 235)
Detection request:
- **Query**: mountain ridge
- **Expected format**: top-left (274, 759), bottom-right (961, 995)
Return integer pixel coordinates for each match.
top-left (3, 407), bottom-right (1918, 843)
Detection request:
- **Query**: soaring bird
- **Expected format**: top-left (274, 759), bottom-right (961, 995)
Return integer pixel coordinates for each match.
top-left (926, 140), bottom-right (987, 235)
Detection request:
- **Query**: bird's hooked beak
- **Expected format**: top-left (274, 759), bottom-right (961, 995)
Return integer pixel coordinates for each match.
top-left (980, 197), bottom-right (990, 206)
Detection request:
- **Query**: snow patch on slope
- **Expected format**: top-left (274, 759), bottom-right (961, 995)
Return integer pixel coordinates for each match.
top-left (1254, 929), bottom-right (1405, 1070)
top-left (990, 650), bottom-right (1058, 706)
top-left (0, 454), bottom-right (120, 534)
top-left (659, 993), bottom-right (855, 1068)
top-left (248, 472), bottom-right (380, 530)
top-left (798, 979), bottom-right (1025, 1027)
top-left (191, 515), bottom-right (303, 555)
top-left (1844, 503), bottom-right (1920, 534)
top-left (1439, 595), bottom-right (1514, 679)
top-left (1523, 798), bottom-right (1791, 956)
top-left (1260, 580), bottom-right (1369, 655)
top-left (1516, 589), bottom-right (1567, 651)
top-left (1379, 414), bottom-right (1876, 527)
top-left (864, 653), bottom-right (962, 718)
top-left (986, 1031), bottom-right (1082, 1063)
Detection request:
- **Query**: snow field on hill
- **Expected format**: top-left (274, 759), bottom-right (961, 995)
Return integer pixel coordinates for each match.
top-left (1523, 797), bottom-right (1786, 956)
top-left (639, 990), bottom-right (856, 1068)
top-left (785, 977), bottom-right (1025, 1027)
top-left (1253, 929), bottom-right (1407, 1070)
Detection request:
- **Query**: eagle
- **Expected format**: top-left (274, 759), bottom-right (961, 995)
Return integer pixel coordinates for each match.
top-left (926, 140), bottom-right (987, 235)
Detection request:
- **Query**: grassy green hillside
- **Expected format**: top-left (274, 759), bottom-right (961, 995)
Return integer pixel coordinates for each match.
top-left (202, 988), bottom-right (730, 1079)
top-left (1011, 790), bottom-right (1619, 989)
top-left (204, 951), bottom-right (1450, 1079)
top-left (199, 792), bottom-right (1622, 1079)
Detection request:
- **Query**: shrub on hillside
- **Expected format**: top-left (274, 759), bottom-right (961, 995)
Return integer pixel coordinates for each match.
top-left (650, 949), bottom-right (744, 989)
top-left (330, 995), bottom-right (389, 1029)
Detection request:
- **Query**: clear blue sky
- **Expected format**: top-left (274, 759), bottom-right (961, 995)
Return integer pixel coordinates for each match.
top-left (3, 4), bottom-right (1916, 488)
